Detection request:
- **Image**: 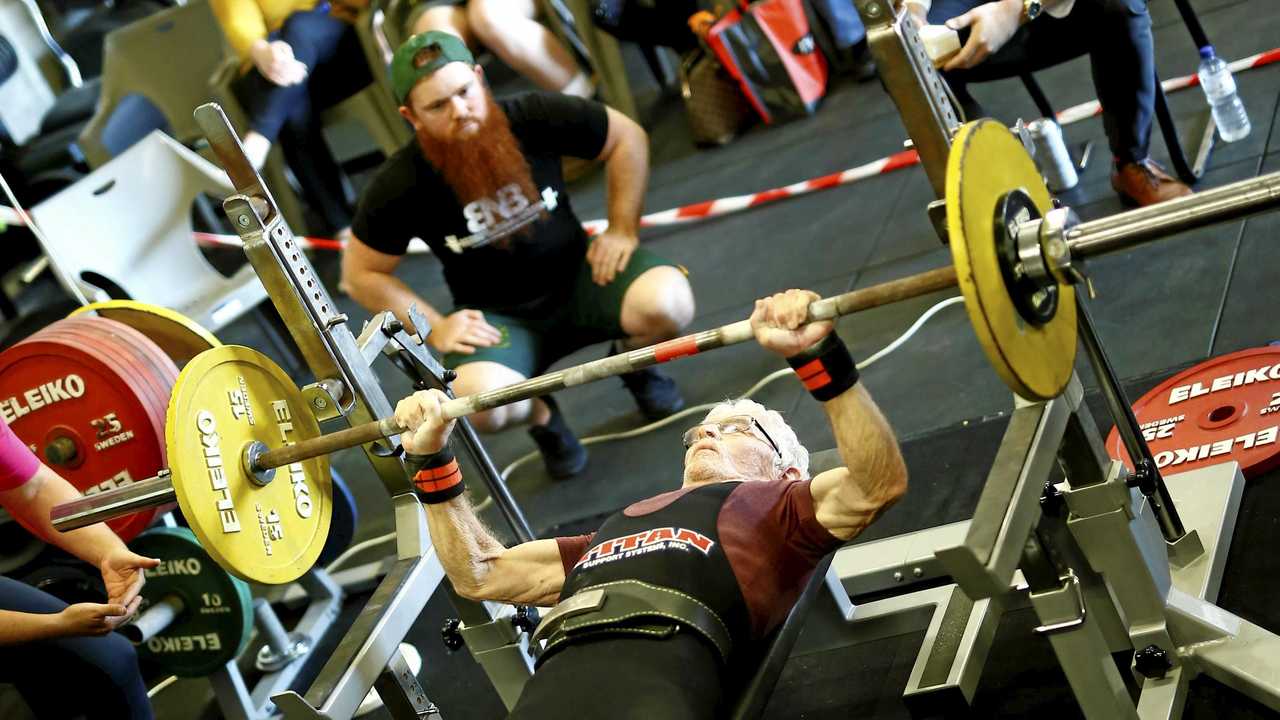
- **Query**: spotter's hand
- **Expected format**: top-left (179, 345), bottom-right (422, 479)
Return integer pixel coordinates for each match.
top-left (428, 310), bottom-right (502, 355)
top-left (586, 228), bottom-right (639, 286)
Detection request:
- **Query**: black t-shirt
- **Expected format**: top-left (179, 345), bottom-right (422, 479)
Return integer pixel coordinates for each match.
top-left (352, 92), bottom-right (609, 310)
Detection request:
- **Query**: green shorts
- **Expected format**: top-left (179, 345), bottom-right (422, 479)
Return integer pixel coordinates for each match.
top-left (442, 247), bottom-right (684, 377)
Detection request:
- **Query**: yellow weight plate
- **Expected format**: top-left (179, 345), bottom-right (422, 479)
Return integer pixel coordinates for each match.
top-left (946, 119), bottom-right (1076, 400)
top-left (166, 345), bottom-right (331, 584)
top-left (71, 301), bottom-right (221, 366)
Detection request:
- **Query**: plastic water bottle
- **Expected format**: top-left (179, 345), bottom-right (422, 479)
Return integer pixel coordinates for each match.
top-left (1197, 46), bottom-right (1251, 142)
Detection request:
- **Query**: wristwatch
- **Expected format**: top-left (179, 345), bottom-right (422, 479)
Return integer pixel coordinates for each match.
top-left (1021, 0), bottom-right (1044, 23)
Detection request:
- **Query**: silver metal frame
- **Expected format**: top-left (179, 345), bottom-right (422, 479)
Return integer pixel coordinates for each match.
top-left (854, 0), bottom-right (961, 198)
top-left (827, 372), bottom-right (1279, 717)
top-left (191, 105), bottom-right (533, 718)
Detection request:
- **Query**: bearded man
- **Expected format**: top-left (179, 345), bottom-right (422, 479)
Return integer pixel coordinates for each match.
top-left (342, 32), bottom-right (695, 479)
top-left (392, 288), bottom-right (908, 719)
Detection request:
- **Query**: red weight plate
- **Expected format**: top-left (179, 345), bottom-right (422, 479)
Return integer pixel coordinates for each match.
top-left (5, 328), bottom-right (168, 534)
top-left (1107, 347), bottom-right (1280, 479)
top-left (47, 318), bottom-right (179, 404)
top-left (72, 316), bottom-right (181, 390)
top-left (34, 327), bottom-right (176, 518)
top-left (32, 328), bottom-right (171, 444)
top-left (56, 318), bottom-right (185, 518)
top-left (0, 335), bottom-right (166, 540)
top-left (41, 323), bottom-right (176, 419)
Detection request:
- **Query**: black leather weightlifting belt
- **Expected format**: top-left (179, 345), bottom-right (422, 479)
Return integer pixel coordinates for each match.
top-left (531, 579), bottom-right (733, 665)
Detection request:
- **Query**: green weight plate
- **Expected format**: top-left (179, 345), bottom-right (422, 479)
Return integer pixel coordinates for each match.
top-left (130, 527), bottom-right (254, 678)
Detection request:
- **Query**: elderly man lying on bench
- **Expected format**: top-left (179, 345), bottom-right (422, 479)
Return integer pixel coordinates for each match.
top-left (394, 288), bottom-right (909, 719)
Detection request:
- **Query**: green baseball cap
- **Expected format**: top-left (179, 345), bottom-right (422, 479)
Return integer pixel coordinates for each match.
top-left (390, 31), bottom-right (476, 104)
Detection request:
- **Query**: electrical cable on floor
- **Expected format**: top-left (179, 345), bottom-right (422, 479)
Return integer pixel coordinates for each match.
top-left (323, 528), bottom-right (404, 574)
top-left (323, 294), bottom-right (963, 572)
top-left (147, 675), bottom-right (178, 698)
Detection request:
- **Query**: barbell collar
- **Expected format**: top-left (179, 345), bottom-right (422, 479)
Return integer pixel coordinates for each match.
top-left (51, 471), bottom-right (175, 532)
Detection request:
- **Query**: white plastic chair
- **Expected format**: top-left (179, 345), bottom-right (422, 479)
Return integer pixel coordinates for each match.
top-left (30, 131), bottom-right (267, 333)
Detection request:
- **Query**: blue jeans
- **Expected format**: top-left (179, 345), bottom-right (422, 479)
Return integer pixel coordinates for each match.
top-left (928, 0), bottom-right (1154, 163)
top-left (810, 0), bottom-right (866, 49)
top-left (233, 5), bottom-right (373, 230)
top-left (0, 575), bottom-right (152, 719)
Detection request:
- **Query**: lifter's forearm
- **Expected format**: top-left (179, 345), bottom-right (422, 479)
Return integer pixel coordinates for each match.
top-left (343, 269), bottom-right (445, 335)
top-left (824, 385), bottom-right (908, 521)
top-left (424, 497), bottom-right (508, 598)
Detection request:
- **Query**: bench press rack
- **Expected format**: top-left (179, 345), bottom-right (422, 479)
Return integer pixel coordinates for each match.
top-left (819, 4), bottom-right (1280, 716)
top-left (191, 104), bottom-right (538, 719)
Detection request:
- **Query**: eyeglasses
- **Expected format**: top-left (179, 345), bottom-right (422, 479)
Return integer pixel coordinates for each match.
top-left (682, 415), bottom-right (782, 459)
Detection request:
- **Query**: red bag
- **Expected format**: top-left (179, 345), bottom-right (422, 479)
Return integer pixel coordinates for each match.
top-left (705, 0), bottom-right (828, 124)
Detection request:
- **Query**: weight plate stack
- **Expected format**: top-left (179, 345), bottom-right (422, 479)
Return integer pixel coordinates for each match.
top-left (69, 301), bottom-right (221, 367)
top-left (0, 316), bottom-right (179, 540)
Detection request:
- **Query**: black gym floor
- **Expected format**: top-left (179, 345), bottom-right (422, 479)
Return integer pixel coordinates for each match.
top-left (5, 0), bottom-right (1280, 716)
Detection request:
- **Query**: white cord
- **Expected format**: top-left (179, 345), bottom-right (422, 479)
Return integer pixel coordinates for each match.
top-left (324, 530), bottom-right (396, 574)
top-left (472, 294), bottom-right (966, 514)
top-left (147, 675), bottom-right (178, 698)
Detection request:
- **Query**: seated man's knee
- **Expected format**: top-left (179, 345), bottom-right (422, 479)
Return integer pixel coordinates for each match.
top-left (451, 362), bottom-right (529, 432)
top-left (466, 407), bottom-right (507, 433)
top-left (623, 267), bottom-right (695, 338)
top-left (413, 5), bottom-right (469, 40)
top-left (465, 0), bottom-right (511, 46)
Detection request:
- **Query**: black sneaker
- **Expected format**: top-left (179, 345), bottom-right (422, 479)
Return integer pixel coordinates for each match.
top-left (527, 396), bottom-right (588, 479)
top-left (610, 342), bottom-right (686, 420)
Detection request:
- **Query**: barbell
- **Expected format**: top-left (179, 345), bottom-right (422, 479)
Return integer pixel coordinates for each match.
top-left (49, 120), bottom-right (1280, 585)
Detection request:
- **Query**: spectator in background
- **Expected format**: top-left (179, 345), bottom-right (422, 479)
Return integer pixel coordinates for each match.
top-left (409, 0), bottom-right (595, 97)
top-left (903, 0), bottom-right (1191, 207)
top-left (212, 0), bottom-right (372, 233)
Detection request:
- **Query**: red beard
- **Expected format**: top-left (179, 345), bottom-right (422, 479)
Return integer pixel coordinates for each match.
top-left (416, 93), bottom-right (545, 237)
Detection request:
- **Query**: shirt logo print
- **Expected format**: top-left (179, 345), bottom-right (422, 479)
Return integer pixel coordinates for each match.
top-left (574, 527), bottom-right (716, 570)
top-left (443, 184), bottom-right (559, 254)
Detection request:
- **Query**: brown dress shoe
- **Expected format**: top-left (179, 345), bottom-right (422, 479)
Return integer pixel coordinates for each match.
top-left (1111, 158), bottom-right (1193, 207)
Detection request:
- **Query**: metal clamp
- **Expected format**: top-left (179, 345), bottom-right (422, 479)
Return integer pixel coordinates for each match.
top-left (1031, 570), bottom-right (1087, 636)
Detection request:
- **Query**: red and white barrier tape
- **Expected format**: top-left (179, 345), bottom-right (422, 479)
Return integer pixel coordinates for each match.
top-left (585, 45), bottom-right (1280, 236)
top-left (5, 47), bottom-right (1277, 252)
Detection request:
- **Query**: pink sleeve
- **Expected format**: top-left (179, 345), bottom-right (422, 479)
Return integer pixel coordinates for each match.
top-left (0, 419), bottom-right (39, 492)
top-left (556, 533), bottom-right (595, 576)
